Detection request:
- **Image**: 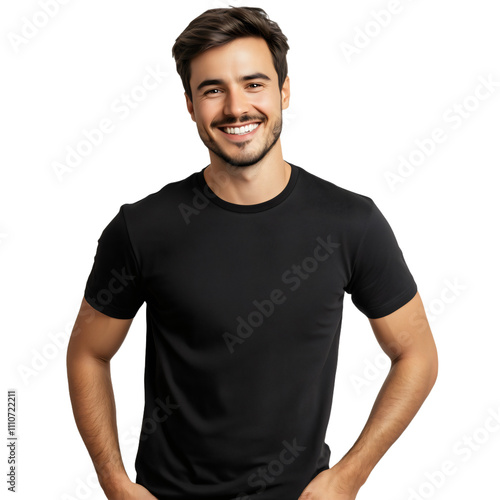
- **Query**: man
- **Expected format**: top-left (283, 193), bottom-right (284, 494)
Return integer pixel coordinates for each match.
top-left (66, 6), bottom-right (438, 500)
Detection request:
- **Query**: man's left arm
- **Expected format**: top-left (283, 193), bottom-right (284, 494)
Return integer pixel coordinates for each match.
top-left (298, 291), bottom-right (438, 500)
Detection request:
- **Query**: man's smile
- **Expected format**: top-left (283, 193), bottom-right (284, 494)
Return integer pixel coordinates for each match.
top-left (217, 122), bottom-right (261, 140)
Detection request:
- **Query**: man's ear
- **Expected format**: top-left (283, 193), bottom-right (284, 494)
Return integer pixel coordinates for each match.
top-left (185, 92), bottom-right (196, 122)
top-left (281, 75), bottom-right (290, 111)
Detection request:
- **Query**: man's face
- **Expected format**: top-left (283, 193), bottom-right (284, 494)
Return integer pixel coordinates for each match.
top-left (185, 36), bottom-right (290, 168)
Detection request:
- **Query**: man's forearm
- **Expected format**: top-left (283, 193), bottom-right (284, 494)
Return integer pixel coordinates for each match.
top-left (332, 354), bottom-right (438, 489)
top-left (66, 352), bottom-right (131, 496)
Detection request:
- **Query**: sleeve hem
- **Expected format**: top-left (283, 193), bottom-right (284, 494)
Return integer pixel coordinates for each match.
top-left (84, 291), bottom-right (139, 320)
top-left (361, 284), bottom-right (418, 319)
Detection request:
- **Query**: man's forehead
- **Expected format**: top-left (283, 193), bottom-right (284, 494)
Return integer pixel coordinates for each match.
top-left (191, 37), bottom-right (273, 69)
top-left (190, 37), bottom-right (276, 84)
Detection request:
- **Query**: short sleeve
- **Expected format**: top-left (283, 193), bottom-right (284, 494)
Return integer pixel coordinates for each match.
top-left (84, 206), bottom-right (144, 319)
top-left (344, 200), bottom-right (417, 319)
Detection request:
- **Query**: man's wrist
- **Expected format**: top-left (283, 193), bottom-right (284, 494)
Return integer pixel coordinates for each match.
top-left (99, 473), bottom-right (132, 498)
top-left (94, 460), bottom-right (131, 497)
top-left (329, 458), bottom-right (370, 492)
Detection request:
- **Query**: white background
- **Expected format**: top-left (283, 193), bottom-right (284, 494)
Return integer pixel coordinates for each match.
top-left (1, 0), bottom-right (499, 499)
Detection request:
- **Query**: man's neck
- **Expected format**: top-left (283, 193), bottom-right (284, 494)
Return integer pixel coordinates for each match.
top-left (204, 148), bottom-right (291, 206)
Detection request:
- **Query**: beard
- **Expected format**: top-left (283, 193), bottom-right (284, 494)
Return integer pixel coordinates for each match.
top-left (198, 108), bottom-right (283, 168)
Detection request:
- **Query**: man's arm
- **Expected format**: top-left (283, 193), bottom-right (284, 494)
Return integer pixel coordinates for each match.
top-left (334, 291), bottom-right (438, 486)
top-left (298, 291), bottom-right (438, 499)
top-left (66, 298), bottom-right (156, 499)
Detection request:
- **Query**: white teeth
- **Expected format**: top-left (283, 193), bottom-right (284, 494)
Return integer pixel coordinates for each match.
top-left (223, 123), bottom-right (259, 135)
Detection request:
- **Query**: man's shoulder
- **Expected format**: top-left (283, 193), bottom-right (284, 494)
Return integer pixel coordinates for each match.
top-left (296, 163), bottom-right (376, 217)
top-left (120, 169), bottom-right (198, 217)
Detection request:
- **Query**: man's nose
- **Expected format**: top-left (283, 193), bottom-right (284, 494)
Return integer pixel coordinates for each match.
top-left (223, 87), bottom-right (249, 117)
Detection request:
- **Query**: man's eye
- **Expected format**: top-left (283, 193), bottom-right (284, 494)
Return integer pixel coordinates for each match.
top-left (205, 89), bottom-right (221, 95)
top-left (248, 83), bottom-right (262, 89)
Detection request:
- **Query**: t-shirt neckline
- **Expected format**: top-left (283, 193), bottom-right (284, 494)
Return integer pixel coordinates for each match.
top-left (195, 161), bottom-right (300, 213)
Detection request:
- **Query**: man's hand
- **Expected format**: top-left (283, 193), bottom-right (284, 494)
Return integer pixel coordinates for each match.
top-left (297, 465), bottom-right (360, 500)
top-left (105, 479), bottom-right (159, 499)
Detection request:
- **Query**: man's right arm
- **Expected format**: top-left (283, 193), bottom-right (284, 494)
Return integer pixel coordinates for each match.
top-left (66, 297), bottom-right (157, 500)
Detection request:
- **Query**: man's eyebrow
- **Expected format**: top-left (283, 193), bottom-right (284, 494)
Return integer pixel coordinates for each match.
top-left (241, 72), bottom-right (271, 82)
top-left (197, 79), bottom-right (224, 91)
top-left (196, 73), bottom-right (271, 92)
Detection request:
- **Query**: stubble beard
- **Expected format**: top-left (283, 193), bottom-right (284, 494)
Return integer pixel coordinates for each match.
top-left (199, 110), bottom-right (283, 168)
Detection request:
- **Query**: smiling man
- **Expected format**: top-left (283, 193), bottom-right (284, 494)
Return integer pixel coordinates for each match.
top-left (191, 38), bottom-right (283, 167)
top-left (66, 6), bottom-right (438, 500)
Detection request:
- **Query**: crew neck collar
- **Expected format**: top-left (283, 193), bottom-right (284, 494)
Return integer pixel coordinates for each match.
top-left (195, 162), bottom-right (300, 213)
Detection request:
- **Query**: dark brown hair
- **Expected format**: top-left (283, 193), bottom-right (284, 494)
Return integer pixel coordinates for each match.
top-left (172, 6), bottom-right (290, 101)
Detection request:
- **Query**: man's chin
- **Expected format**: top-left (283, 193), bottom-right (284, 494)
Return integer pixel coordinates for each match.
top-left (217, 148), bottom-right (271, 168)
top-left (219, 156), bottom-right (261, 168)
top-left (204, 142), bottom-right (265, 168)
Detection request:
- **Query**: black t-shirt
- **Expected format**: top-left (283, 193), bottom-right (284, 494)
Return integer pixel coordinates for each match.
top-left (84, 162), bottom-right (417, 500)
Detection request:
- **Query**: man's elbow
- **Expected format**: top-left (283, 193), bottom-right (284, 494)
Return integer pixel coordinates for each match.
top-left (422, 331), bottom-right (439, 389)
top-left (397, 341), bottom-right (439, 394)
top-left (429, 348), bottom-right (439, 391)
top-left (419, 349), bottom-right (438, 394)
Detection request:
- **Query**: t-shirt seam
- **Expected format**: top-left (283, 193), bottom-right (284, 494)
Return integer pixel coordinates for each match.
top-left (199, 162), bottom-right (300, 213)
top-left (119, 205), bottom-right (145, 305)
top-left (345, 198), bottom-right (375, 292)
